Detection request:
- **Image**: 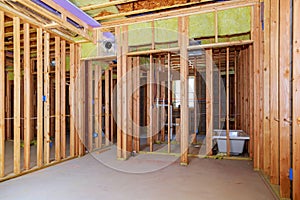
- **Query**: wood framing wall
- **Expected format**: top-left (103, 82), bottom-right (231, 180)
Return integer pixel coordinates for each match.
top-left (0, 12), bottom-right (85, 181)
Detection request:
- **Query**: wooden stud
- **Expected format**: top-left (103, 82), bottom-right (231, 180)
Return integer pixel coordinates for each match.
top-left (122, 25), bottom-right (128, 158)
top-left (69, 43), bottom-right (75, 157)
top-left (94, 63), bottom-right (100, 149)
top-left (0, 11), bottom-right (5, 177)
top-left (226, 47), bottom-right (230, 156)
top-left (252, 4), bottom-right (261, 170)
top-left (249, 45), bottom-right (254, 158)
top-left (99, 68), bottom-right (103, 148)
top-left (23, 23), bottom-right (31, 170)
top-left (136, 57), bottom-right (140, 152)
top-left (36, 28), bottom-right (43, 167)
top-left (110, 68), bottom-right (114, 144)
top-left (179, 16), bottom-right (189, 165)
top-left (105, 69), bottom-right (110, 146)
top-left (116, 26), bottom-right (122, 159)
top-left (55, 36), bottom-right (61, 161)
top-left (269, 0), bottom-right (279, 184)
top-left (87, 61), bottom-right (93, 152)
top-left (149, 54), bottom-right (153, 152)
top-left (43, 32), bottom-right (50, 164)
top-left (167, 53), bottom-right (171, 153)
top-left (60, 40), bottom-right (66, 159)
top-left (263, 0), bottom-right (271, 176)
top-left (214, 10), bottom-right (218, 43)
top-left (279, 0), bottom-right (291, 197)
top-left (234, 50), bottom-right (237, 130)
top-left (13, 17), bottom-right (21, 174)
top-left (293, 0), bottom-right (300, 198)
top-left (127, 58), bottom-right (133, 153)
top-left (206, 49), bottom-right (213, 155)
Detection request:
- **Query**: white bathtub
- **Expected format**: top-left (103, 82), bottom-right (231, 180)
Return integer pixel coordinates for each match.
top-left (212, 130), bottom-right (250, 155)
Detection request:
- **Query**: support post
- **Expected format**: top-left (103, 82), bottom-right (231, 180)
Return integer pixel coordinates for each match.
top-left (179, 16), bottom-right (189, 165)
top-left (61, 40), bottom-right (66, 159)
top-left (279, 0), bottom-right (291, 197)
top-left (23, 23), bottom-right (31, 170)
top-left (226, 47), bottom-right (230, 156)
top-left (36, 28), bottom-right (43, 167)
top-left (13, 17), bottom-right (21, 174)
top-left (69, 43), bottom-right (75, 157)
top-left (206, 49), bottom-right (213, 156)
top-left (55, 36), bottom-right (61, 161)
top-left (269, 0), bottom-right (279, 184)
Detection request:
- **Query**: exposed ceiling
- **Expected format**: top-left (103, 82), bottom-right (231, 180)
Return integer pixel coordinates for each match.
top-left (69, 0), bottom-right (217, 23)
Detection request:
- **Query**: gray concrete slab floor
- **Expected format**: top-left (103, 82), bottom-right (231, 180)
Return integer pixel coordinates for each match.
top-left (0, 149), bottom-right (277, 200)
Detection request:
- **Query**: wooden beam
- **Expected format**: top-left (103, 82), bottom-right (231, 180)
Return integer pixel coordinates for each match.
top-left (167, 53), bottom-right (171, 153)
top-left (122, 25), bottom-right (128, 159)
top-left (252, 4), bottom-right (261, 170)
top-left (0, 11), bottom-right (5, 178)
top-left (116, 26), bottom-right (122, 159)
top-left (214, 10), bottom-right (218, 43)
top-left (94, 63), bottom-right (100, 149)
top-left (179, 16), bottom-right (189, 165)
top-left (0, 1), bottom-right (74, 42)
top-left (226, 47), bottom-right (230, 156)
top-left (80, 0), bottom-right (138, 11)
top-left (269, 0), bottom-right (279, 184)
top-left (36, 28), bottom-right (43, 167)
top-left (44, 32), bottom-right (50, 164)
top-left (15, 0), bottom-right (93, 41)
top-left (23, 23), bottom-right (31, 170)
top-left (55, 36), bottom-right (61, 161)
top-left (110, 68), bottom-right (114, 145)
top-left (99, 68), bottom-right (103, 149)
top-left (149, 54), bottom-right (153, 152)
top-left (87, 61), bottom-right (93, 151)
top-left (69, 43), bottom-right (75, 157)
top-left (61, 40), bottom-right (66, 159)
top-left (279, 0), bottom-right (291, 197)
top-left (263, 0), bottom-right (271, 175)
top-left (293, 0), bottom-right (300, 198)
top-left (206, 48), bottom-right (213, 156)
top-left (105, 69), bottom-right (110, 146)
top-left (127, 58), bottom-right (133, 152)
top-left (13, 17), bottom-right (21, 174)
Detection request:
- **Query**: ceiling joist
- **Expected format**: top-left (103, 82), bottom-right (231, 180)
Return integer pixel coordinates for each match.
top-left (80, 0), bottom-right (139, 11)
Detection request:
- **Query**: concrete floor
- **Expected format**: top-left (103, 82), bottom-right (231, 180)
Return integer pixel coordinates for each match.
top-left (0, 148), bottom-right (276, 200)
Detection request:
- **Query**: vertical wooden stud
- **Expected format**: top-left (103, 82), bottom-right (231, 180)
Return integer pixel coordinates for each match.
top-left (55, 36), bottom-right (61, 161)
top-left (206, 49), bottom-right (213, 155)
top-left (87, 61), bottom-right (93, 151)
top-left (13, 17), bottom-right (21, 174)
top-left (179, 16), bottom-right (189, 165)
top-left (36, 28), bottom-right (43, 167)
top-left (226, 47), bottom-right (230, 156)
top-left (116, 26), bottom-right (122, 159)
top-left (269, 0), bottom-right (279, 184)
top-left (279, 0), bottom-right (291, 197)
top-left (23, 23), bottom-right (31, 170)
top-left (263, 0), bottom-right (271, 175)
top-left (61, 40), bottom-right (66, 159)
top-left (105, 69), bottom-right (110, 146)
top-left (69, 43), bottom-right (75, 157)
top-left (167, 53), bottom-right (171, 153)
